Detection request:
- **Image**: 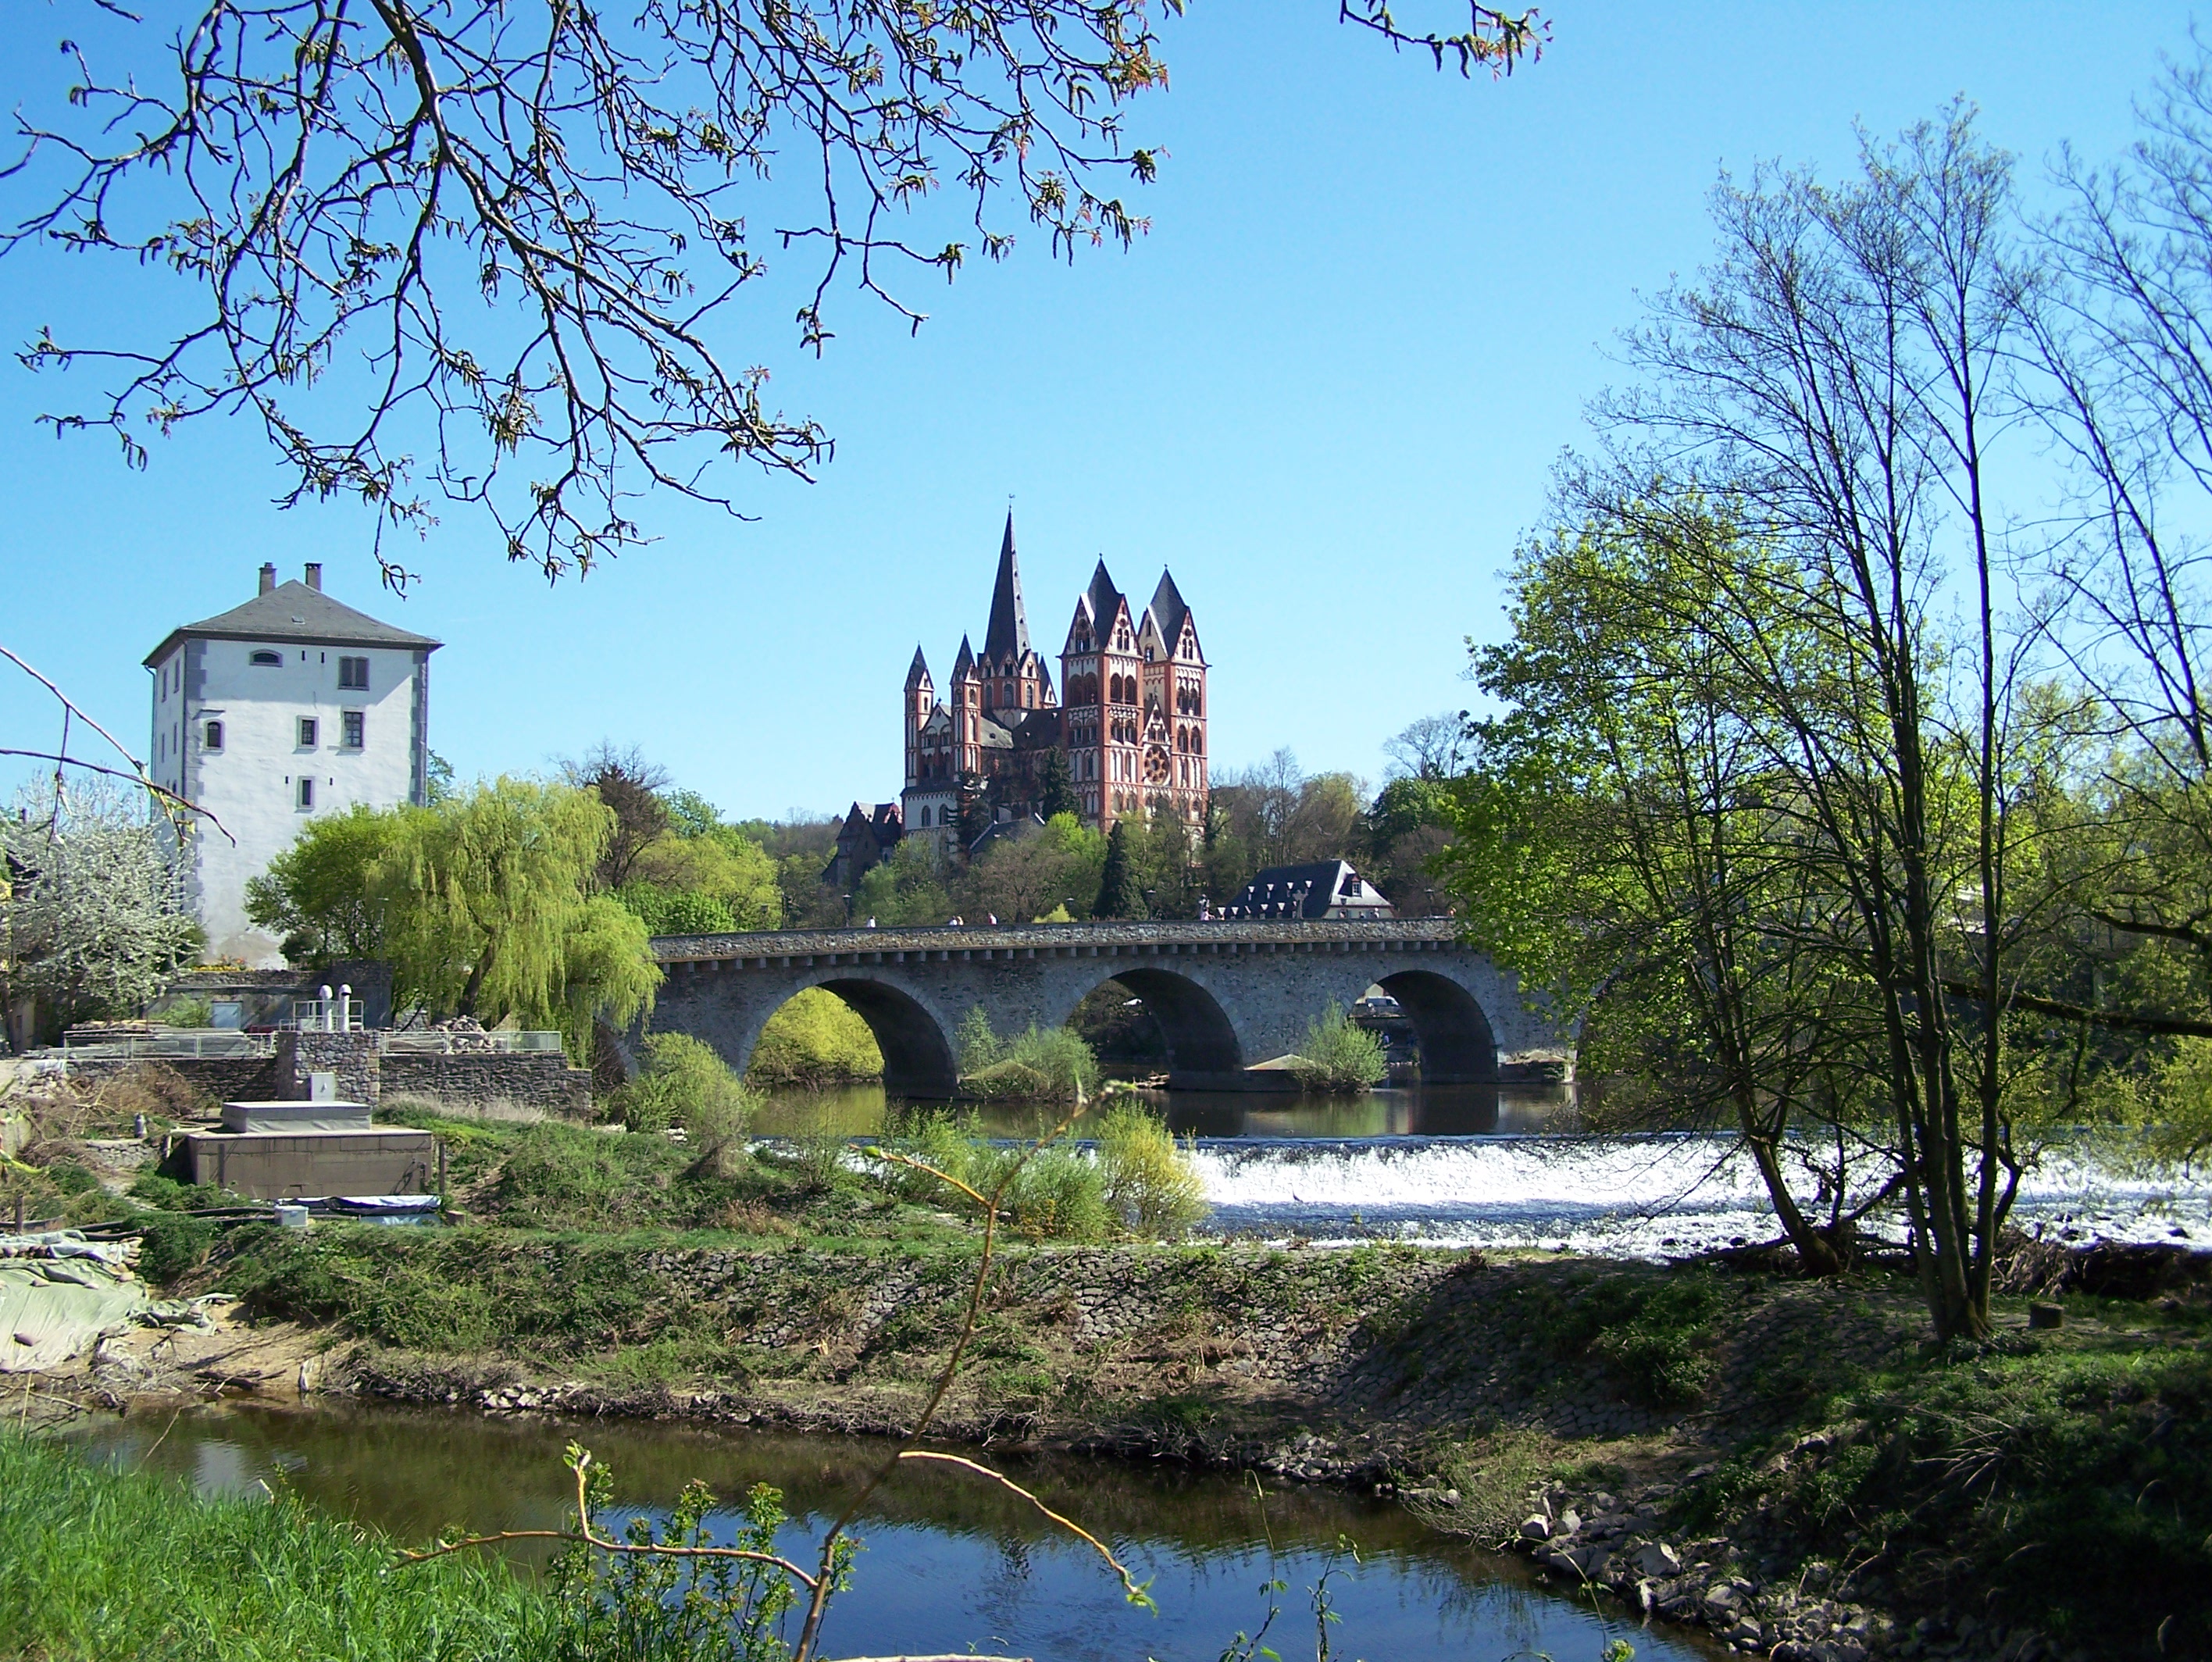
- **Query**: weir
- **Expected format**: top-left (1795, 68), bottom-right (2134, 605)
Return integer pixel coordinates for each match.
top-left (644, 918), bottom-right (1573, 1094)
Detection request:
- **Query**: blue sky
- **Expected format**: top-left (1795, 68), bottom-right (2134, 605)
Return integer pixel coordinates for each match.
top-left (0, 2), bottom-right (2197, 820)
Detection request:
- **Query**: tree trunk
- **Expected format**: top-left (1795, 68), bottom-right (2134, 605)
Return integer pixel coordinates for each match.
top-left (1739, 1118), bottom-right (1847, 1275)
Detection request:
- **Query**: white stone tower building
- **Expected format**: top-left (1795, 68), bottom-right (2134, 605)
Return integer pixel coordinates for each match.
top-left (144, 562), bottom-right (441, 966)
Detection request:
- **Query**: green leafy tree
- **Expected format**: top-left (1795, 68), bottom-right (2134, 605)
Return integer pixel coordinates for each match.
top-left (1440, 507), bottom-right (1886, 1273)
top-left (382, 779), bottom-right (659, 1054)
top-left (851, 840), bottom-right (952, 926)
top-left (245, 804), bottom-right (398, 963)
top-left (1557, 110), bottom-right (2079, 1336)
top-left (1362, 776), bottom-right (1457, 916)
top-left (959, 812), bottom-right (1104, 922)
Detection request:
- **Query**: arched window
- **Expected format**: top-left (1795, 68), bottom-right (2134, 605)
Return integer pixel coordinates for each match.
top-left (250, 650), bottom-right (281, 668)
top-left (1192, 730), bottom-right (1204, 755)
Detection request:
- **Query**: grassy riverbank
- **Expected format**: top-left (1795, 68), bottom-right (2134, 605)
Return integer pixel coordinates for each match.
top-left (184, 1222), bottom-right (2212, 1661)
top-left (0, 1431), bottom-right (562, 1661)
top-left (20, 1099), bottom-right (2212, 1659)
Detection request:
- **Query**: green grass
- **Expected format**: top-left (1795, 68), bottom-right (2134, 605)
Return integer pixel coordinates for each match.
top-left (0, 1431), bottom-right (562, 1661)
top-left (1670, 1329), bottom-right (2212, 1657)
top-left (1493, 1265), bottom-right (1730, 1408)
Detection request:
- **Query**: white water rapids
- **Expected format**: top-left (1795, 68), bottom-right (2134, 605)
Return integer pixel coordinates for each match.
top-left (1182, 1134), bottom-right (2212, 1257)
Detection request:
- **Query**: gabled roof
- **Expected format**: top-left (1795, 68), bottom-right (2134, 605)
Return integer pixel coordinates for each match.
top-left (144, 580), bottom-right (441, 667)
top-left (983, 512), bottom-right (1030, 662)
top-left (906, 645), bottom-right (933, 690)
top-left (951, 635), bottom-right (976, 679)
top-left (1222, 861), bottom-right (1397, 922)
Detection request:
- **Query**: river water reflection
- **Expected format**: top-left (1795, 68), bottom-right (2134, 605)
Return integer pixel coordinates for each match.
top-left (70, 1402), bottom-right (1707, 1662)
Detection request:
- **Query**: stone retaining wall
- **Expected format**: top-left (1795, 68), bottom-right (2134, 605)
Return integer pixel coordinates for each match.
top-left (65, 1054), bottom-right (280, 1101)
top-left (66, 1043), bottom-right (590, 1117)
top-left (379, 1052), bottom-right (593, 1115)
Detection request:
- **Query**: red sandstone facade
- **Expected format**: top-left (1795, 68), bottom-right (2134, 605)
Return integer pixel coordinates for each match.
top-left (901, 515), bottom-right (1208, 849)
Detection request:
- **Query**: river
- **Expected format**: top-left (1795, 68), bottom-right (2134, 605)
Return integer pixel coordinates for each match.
top-left (70, 1402), bottom-right (1712, 1662)
top-left (751, 1082), bottom-right (2212, 1260)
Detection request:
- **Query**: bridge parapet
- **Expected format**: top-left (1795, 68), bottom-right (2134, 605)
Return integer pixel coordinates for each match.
top-left (651, 917), bottom-right (1467, 964)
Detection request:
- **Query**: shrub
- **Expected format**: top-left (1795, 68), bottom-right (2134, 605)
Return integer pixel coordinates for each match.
top-left (90, 1062), bottom-right (212, 1129)
top-left (1286, 1001), bottom-right (1386, 1093)
top-left (155, 995), bottom-right (213, 1029)
top-left (135, 1211), bottom-right (217, 1282)
top-left (955, 1005), bottom-right (1001, 1074)
top-left (955, 1010), bottom-right (1097, 1100)
top-left (1501, 1268), bottom-right (1725, 1408)
top-left (615, 1033), bottom-right (756, 1172)
top-left (746, 987), bottom-right (884, 1086)
top-left (874, 1112), bottom-right (1111, 1240)
top-left (1095, 1102), bottom-right (1207, 1239)
top-left (482, 1121), bottom-right (689, 1229)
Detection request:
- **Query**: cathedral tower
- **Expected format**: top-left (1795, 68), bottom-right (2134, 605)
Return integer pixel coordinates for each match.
top-left (899, 518), bottom-right (1207, 848)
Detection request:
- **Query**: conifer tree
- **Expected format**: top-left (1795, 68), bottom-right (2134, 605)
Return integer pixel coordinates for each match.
top-left (1094, 821), bottom-right (1146, 918)
top-left (1038, 751), bottom-right (1080, 822)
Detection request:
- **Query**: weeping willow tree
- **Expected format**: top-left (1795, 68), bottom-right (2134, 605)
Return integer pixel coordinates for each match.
top-left (382, 779), bottom-right (659, 1056)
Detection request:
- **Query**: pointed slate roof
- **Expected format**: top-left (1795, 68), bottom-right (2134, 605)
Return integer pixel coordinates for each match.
top-left (983, 512), bottom-right (1029, 662)
top-left (906, 645), bottom-right (933, 689)
top-left (144, 579), bottom-right (441, 667)
top-left (1147, 570), bottom-right (1191, 657)
top-left (1084, 560), bottom-right (1125, 633)
top-left (951, 634), bottom-right (977, 679)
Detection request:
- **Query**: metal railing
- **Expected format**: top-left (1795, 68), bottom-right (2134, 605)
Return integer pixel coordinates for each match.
top-left (60, 1032), bottom-right (276, 1060)
top-left (287, 998), bottom-right (366, 1033)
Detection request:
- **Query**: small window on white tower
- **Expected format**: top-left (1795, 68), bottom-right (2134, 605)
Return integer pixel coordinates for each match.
top-left (297, 716), bottom-right (319, 748)
top-left (251, 650), bottom-right (282, 668)
top-left (204, 720), bottom-right (223, 751)
top-left (341, 710), bottom-right (365, 749)
top-left (297, 776), bottom-right (316, 810)
top-left (337, 656), bottom-right (369, 690)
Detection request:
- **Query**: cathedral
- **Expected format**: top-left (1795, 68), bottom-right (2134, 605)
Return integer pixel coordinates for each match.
top-left (901, 515), bottom-right (1210, 852)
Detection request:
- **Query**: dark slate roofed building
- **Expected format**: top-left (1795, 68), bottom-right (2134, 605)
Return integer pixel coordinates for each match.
top-left (1222, 861), bottom-right (1396, 922)
top-left (822, 801), bottom-right (904, 890)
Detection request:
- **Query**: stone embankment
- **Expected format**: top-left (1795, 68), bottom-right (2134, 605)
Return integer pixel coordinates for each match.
top-left (1510, 1485), bottom-right (1893, 1662)
top-left (49, 1236), bottom-right (2193, 1662)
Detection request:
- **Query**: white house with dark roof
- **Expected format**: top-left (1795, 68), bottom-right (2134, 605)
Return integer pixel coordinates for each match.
top-left (144, 562), bottom-right (441, 966)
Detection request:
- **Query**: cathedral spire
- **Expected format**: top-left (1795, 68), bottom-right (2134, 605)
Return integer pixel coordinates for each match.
top-left (983, 511), bottom-right (1029, 662)
top-left (906, 644), bottom-right (932, 689)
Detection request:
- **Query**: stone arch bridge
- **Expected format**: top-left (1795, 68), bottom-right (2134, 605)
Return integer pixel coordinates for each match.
top-left (644, 919), bottom-right (1572, 1096)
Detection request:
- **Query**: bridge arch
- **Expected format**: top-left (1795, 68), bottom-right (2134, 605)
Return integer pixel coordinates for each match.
top-left (1067, 968), bottom-right (1243, 1080)
top-left (786, 977), bottom-right (959, 1097)
top-left (1372, 968), bottom-right (1500, 1082)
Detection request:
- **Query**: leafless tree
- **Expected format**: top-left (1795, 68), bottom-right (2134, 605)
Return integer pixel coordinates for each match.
top-left (1382, 711), bottom-right (1469, 779)
top-left (0, 2), bottom-right (1537, 587)
top-left (2029, 41), bottom-right (2212, 983)
top-left (562, 742), bottom-right (672, 890)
